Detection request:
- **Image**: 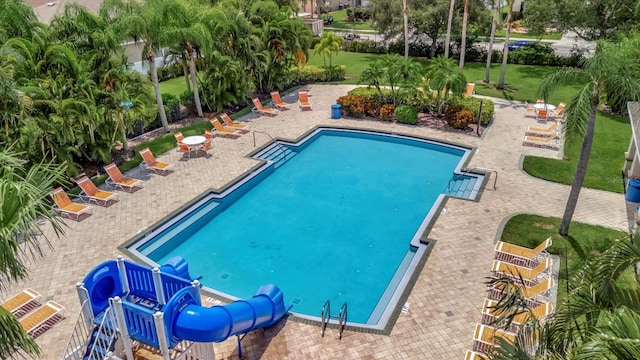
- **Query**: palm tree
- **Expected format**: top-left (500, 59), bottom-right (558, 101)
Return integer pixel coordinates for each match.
top-left (0, 53), bottom-right (31, 139)
top-left (313, 31), bottom-right (343, 68)
top-left (458, 0), bottom-right (470, 69)
top-left (360, 62), bottom-right (386, 101)
top-left (538, 35), bottom-right (640, 235)
top-left (496, 0), bottom-right (514, 90)
top-left (0, 0), bottom-right (40, 40)
top-left (402, 0), bottom-right (409, 59)
top-left (426, 56), bottom-right (467, 114)
top-left (0, 146), bottom-right (67, 358)
top-left (444, 0), bottom-right (455, 58)
top-left (483, 0), bottom-right (500, 83)
top-left (101, 0), bottom-right (180, 133)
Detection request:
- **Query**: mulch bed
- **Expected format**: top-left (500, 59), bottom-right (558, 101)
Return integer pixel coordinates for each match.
top-left (417, 113), bottom-right (486, 137)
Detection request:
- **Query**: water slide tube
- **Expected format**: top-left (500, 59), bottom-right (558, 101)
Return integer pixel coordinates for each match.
top-left (164, 284), bottom-right (292, 344)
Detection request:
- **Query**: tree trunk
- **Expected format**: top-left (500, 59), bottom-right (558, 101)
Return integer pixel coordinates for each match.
top-left (484, 0), bottom-right (500, 83)
top-left (497, 0), bottom-right (514, 89)
top-left (444, 0), bottom-right (455, 58)
top-left (403, 0), bottom-right (409, 60)
top-left (148, 49), bottom-right (170, 132)
top-left (559, 102), bottom-right (599, 235)
top-left (430, 37), bottom-right (437, 58)
top-left (458, 0), bottom-right (470, 69)
top-left (121, 126), bottom-right (129, 151)
top-left (183, 63), bottom-right (191, 92)
top-left (316, 0), bottom-right (321, 20)
top-left (187, 45), bottom-right (203, 118)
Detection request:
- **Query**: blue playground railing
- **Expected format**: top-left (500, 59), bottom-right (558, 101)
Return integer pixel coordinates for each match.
top-left (122, 301), bottom-right (159, 348)
top-left (125, 262), bottom-right (157, 301)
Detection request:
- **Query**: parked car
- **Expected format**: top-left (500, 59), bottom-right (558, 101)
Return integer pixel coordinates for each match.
top-left (343, 33), bottom-right (360, 41)
top-left (508, 40), bottom-right (536, 51)
top-left (323, 15), bottom-right (333, 25)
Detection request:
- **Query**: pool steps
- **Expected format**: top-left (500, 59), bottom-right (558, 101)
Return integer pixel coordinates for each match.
top-left (259, 144), bottom-right (297, 168)
top-left (445, 175), bottom-right (480, 200)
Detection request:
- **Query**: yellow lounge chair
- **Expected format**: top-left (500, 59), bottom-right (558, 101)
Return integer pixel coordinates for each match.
top-left (298, 90), bottom-right (312, 111)
top-left (495, 237), bottom-right (552, 267)
top-left (20, 300), bottom-right (65, 338)
top-left (489, 277), bottom-right (555, 306)
top-left (104, 163), bottom-right (143, 192)
top-left (270, 91), bottom-right (289, 110)
top-left (75, 175), bottom-right (119, 206)
top-left (472, 323), bottom-right (516, 354)
top-left (522, 132), bottom-right (560, 150)
top-left (465, 82), bottom-right (475, 97)
top-left (210, 119), bottom-right (241, 138)
top-left (481, 299), bottom-right (553, 332)
top-left (252, 97), bottom-right (277, 116)
top-left (173, 131), bottom-right (184, 143)
top-left (525, 123), bottom-right (558, 137)
top-left (492, 258), bottom-right (552, 286)
top-left (1, 288), bottom-right (41, 318)
top-left (51, 187), bottom-right (92, 220)
top-left (219, 113), bottom-right (247, 130)
top-left (465, 350), bottom-right (488, 360)
top-left (139, 148), bottom-right (174, 175)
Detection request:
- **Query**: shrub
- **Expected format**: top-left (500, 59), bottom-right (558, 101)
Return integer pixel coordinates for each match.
top-left (162, 93), bottom-right (181, 122)
top-left (449, 97), bottom-right (495, 125)
top-left (379, 104), bottom-right (395, 121)
top-left (287, 65), bottom-right (346, 86)
top-left (449, 109), bottom-right (476, 129)
top-left (395, 105), bottom-right (418, 125)
top-left (336, 95), bottom-right (379, 118)
top-left (348, 87), bottom-right (394, 103)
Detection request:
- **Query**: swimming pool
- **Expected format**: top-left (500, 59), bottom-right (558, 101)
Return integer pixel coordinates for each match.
top-left (126, 128), bottom-right (482, 331)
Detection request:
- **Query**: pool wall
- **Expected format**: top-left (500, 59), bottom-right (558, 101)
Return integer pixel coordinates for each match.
top-left (120, 126), bottom-right (487, 334)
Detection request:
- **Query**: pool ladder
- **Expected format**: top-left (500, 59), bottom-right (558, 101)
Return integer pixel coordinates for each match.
top-left (320, 300), bottom-right (348, 340)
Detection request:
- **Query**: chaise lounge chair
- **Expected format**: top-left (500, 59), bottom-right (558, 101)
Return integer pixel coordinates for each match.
top-left (210, 119), bottom-right (241, 138)
top-left (252, 97), bottom-right (277, 117)
top-left (472, 323), bottom-right (516, 354)
top-left (525, 123), bottom-right (559, 138)
top-left (465, 350), bottom-right (488, 360)
top-left (495, 237), bottom-right (552, 267)
top-left (139, 148), bottom-right (174, 175)
top-left (1, 288), bottom-right (41, 318)
top-left (75, 175), bottom-right (119, 206)
top-left (488, 277), bottom-right (555, 307)
top-left (51, 187), bottom-right (93, 220)
top-left (491, 257), bottom-right (553, 286)
top-left (481, 299), bottom-right (553, 332)
top-left (298, 90), bottom-right (312, 111)
top-left (104, 163), bottom-right (143, 191)
top-left (20, 300), bottom-right (65, 338)
top-left (219, 113), bottom-right (247, 130)
top-left (270, 91), bottom-right (289, 110)
top-left (522, 132), bottom-right (560, 150)
top-left (465, 83), bottom-right (476, 97)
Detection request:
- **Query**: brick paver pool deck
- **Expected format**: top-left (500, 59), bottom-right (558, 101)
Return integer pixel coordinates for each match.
top-left (6, 85), bottom-right (627, 359)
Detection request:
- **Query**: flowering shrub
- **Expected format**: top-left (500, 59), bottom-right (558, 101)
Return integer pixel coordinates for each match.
top-left (378, 104), bottom-right (395, 121)
top-left (337, 95), bottom-right (381, 118)
top-left (444, 104), bottom-right (475, 129)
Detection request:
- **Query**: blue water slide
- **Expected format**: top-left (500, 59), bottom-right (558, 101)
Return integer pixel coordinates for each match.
top-left (163, 284), bottom-right (291, 345)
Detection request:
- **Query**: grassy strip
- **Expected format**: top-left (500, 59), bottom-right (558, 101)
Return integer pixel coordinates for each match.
top-left (501, 214), bottom-right (630, 301)
top-left (324, 9), bottom-right (373, 31)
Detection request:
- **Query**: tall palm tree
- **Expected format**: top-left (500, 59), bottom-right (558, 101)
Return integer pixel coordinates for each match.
top-left (444, 0), bottom-right (455, 58)
top-left (0, 146), bottom-right (67, 358)
top-left (483, 0), bottom-right (500, 83)
top-left (458, 0), bottom-right (470, 69)
top-left (313, 31), bottom-right (343, 68)
top-left (496, 0), bottom-right (514, 90)
top-left (101, 0), bottom-right (180, 132)
top-left (402, 0), bottom-right (409, 59)
top-left (538, 35), bottom-right (640, 235)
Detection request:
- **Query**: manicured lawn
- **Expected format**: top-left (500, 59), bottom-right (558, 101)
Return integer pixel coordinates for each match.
top-left (324, 9), bottom-right (373, 31)
top-left (501, 214), bottom-right (630, 301)
top-left (158, 76), bottom-right (190, 98)
top-left (306, 51), bottom-right (382, 83)
top-left (523, 112), bottom-right (630, 193)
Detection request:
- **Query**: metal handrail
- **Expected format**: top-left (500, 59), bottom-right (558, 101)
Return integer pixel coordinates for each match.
top-left (468, 167), bottom-right (498, 190)
top-left (338, 302), bottom-right (348, 340)
top-left (252, 130), bottom-right (289, 163)
top-left (320, 300), bottom-right (331, 337)
top-left (446, 167), bottom-right (498, 193)
top-left (62, 300), bottom-right (93, 360)
top-left (86, 304), bottom-right (118, 360)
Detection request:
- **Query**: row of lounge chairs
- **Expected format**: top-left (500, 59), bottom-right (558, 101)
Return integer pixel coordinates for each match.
top-left (522, 116), bottom-right (562, 151)
top-left (53, 148), bottom-right (173, 220)
top-left (251, 90), bottom-right (312, 117)
top-left (466, 238), bottom-right (556, 358)
top-left (1, 288), bottom-right (65, 338)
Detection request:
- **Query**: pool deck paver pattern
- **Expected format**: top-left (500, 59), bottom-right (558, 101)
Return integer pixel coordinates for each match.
top-left (4, 85), bottom-right (627, 359)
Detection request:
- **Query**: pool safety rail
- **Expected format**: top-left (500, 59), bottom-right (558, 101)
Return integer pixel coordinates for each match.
top-left (252, 130), bottom-right (290, 162)
top-left (320, 300), bottom-right (348, 340)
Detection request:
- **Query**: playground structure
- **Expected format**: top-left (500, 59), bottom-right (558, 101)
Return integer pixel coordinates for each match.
top-left (64, 256), bottom-right (291, 360)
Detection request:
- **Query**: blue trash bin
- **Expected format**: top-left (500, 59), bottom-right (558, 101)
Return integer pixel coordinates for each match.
top-left (331, 104), bottom-right (342, 119)
top-left (626, 179), bottom-right (640, 202)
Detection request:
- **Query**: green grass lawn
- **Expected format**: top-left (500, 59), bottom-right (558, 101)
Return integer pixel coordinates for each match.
top-left (501, 214), bottom-right (631, 301)
top-left (158, 76), bottom-right (190, 98)
top-left (324, 9), bottom-right (373, 31)
top-left (523, 112), bottom-right (630, 193)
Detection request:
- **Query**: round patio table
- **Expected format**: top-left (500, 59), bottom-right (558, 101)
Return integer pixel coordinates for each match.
top-left (533, 103), bottom-right (556, 111)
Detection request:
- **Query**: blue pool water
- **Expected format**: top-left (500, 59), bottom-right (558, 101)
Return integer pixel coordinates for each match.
top-left (131, 129), bottom-right (475, 327)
